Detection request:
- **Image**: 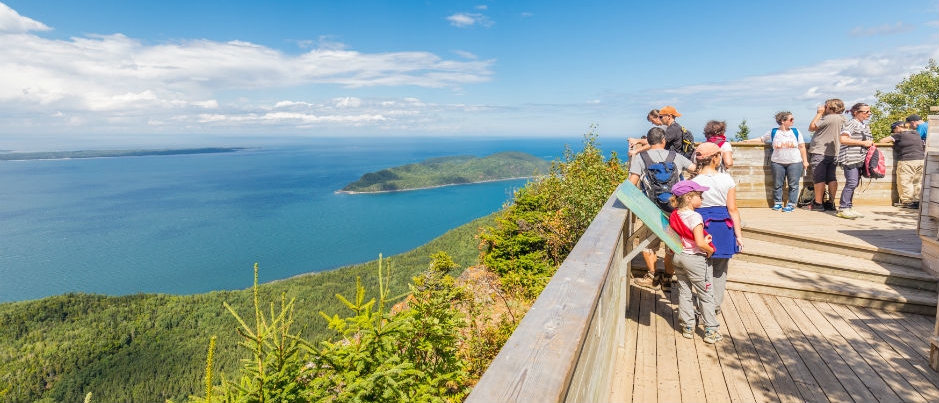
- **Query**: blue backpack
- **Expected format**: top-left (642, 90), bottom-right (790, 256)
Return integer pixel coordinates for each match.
top-left (638, 150), bottom-right (682, 213)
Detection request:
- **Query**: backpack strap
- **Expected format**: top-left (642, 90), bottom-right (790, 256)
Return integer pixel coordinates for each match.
top-left (665, 149), bottom-right (677, 163)
top-left (772, 127), bottom-right (800, 142)
top-left (639, 150), bottom-right (654, 170)
top-left (771, 128), bottom-right (778, 141)
top-left (792, 128), bottom-right (800, 142)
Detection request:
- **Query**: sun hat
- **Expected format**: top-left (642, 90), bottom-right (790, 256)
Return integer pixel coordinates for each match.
top-left (693, 142), bottom-right (721, 160)
top-left (659, 105), bottom-right (682, 117)
top-left (906, 114), bottom-right (922, 122)
top-left (671, 180), bottom-right (709, 196)
top-left (890, 121), bottom-right (905, 131)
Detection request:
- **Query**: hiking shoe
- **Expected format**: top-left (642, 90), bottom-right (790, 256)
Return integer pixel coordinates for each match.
top-left (906, 202), bottom-right (920, 210)
top-left (661, 275), bottom-right (672, 293)
top-left (652, 271), bottom-right (664, 290)
top-left (771, 202), bottom-right (783, 211)
top-left (782, 204), bottom-right (795, 213)
top-left (823, 201), bottom-right (835, 211)
top-left (836, 209), bottom-right (860, 219)
top-left (682, 326), bottom-right (694, 339)
top-left (632, 272), bottom-right (661, 290)
top-left (703, 328), bottom-right (723, 344)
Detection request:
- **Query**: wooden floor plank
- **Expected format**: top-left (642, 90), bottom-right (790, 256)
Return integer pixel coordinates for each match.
top-left (634, 287), bottom-right (658, 403)
top-left (720, 290), bottom-right (775, 402)
top-left (655, 291), bottom-right (681, 403)
top-left (747, 293), bottom-right (828, 403)
top-left (815, 301), bottom-right (930, 403)
top-left (780, 296), bottom-right (879, 403)
top-left (611, 285), bottom-right (642, 403)
top-left (764, 295), bottom-right (850, 403)
top-left (824, 302), bottom-right (939, 402)
top-left (667, 290), bottom-right (708, 403)
top-left (794, 298), bottom-right (901, 403)
top-left (844, 305), bottom-right (939, 389)
top-left (733, 291), bottom-right (802, 403)
top-left (864, 307), bottom-right (932, 362)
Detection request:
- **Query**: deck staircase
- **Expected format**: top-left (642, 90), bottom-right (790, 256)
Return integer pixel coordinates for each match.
top-left (728, 225), bottom-right (939, 315)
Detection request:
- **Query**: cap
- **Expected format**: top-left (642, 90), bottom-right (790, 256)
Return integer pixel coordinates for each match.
top-left (671, 180), bottom-right (709, 196)
top-left (694, 142), bottom-right (721, 160)
top-left (890, 121), bottom-right (905, 131)
top-left (906, 114), bottom-right (922, 122)
top-left (659, 105), bottom-right (682, 117)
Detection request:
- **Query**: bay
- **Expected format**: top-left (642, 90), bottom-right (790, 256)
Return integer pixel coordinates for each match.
top-left (0, 136), bottom-right (590, 303)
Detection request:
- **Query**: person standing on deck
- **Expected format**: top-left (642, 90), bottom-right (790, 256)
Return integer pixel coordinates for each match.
top-left (835, 103), bottom-right (875, 220)
top-left (805, 99), bottom-right (846, 211)
top-left (689, 142), bottom-right (742, 314)
top-left (628, 127), bottom-right (693, 292)
top-left (879, 121), bottom-right (924, 209)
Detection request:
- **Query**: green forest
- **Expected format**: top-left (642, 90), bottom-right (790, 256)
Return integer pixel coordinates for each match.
top-left (0, 215), bottom-right (491, 403)
top-left (339, 151), bottom-right (552, 193)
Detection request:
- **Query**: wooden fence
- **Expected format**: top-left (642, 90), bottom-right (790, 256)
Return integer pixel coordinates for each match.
top-left (464, 194), bottom-right (650, 402)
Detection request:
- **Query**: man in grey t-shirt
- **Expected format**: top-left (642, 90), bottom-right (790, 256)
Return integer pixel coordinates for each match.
top-left (805, 99), bottom-right (846, 211)
top-left (628, 127), bottom-right (692, 291)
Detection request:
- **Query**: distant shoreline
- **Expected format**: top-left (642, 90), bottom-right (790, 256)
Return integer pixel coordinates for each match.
top-left (0, 147), bottom-right (249, 161)
top-left (335, 176), bottom-right (536, 194)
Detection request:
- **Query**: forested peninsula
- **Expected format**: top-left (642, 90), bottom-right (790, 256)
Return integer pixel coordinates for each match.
top-left (0, 147), bottom-right (246, 161)
top-left (339, 151), bottom-right (553, 193)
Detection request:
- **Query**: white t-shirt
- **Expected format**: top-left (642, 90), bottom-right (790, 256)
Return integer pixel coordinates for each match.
top-left (691, 172), bottom-right (736, 207)
top-left (674, 209), bottom-right (705, 254)
top-left (759, 128), bottom-right (805, 164)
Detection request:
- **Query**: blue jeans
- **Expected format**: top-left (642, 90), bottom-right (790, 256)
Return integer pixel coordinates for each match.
top-left (840, 166), bottom-right (861, 209)
top-left (771, 162), bottom-right (802, 205)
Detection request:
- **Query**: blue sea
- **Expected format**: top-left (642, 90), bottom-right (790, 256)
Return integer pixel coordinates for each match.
top-left (0, 136), bottom-right (607, 303)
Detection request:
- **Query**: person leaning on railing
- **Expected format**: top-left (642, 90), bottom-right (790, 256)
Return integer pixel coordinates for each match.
top-left (879, 121), bottom-right (925, 209)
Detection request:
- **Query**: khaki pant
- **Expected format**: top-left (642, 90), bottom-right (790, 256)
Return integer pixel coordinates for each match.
top-left (897, 159), bottom-right (924, 204)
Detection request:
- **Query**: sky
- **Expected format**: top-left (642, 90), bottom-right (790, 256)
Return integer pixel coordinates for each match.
top-left (1, 0), bottom-right (937, 150)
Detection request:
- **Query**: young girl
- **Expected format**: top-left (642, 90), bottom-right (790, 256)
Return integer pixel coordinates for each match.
top-left (668, 180), bottom-right (721, 344)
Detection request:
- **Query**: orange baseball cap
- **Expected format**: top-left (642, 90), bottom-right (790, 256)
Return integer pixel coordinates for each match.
top-left (659, 105), bottom-right (682, 117)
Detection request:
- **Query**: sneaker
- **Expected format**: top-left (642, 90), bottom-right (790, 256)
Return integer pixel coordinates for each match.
top-left (771, 202), bottom-right (783, 211)
top-left (836, 209), bottom-right (860, 219)
top-left (906, 202), bottom-right (920, 210)
top-left (661, 274), bottom-right (672, 293)
top-left (703, 328), bottom-right (723, 344)
top-left (782, 204), bottom-right (795, 212)
top-left (682, 326), bottom-right (694, 339)
top-left (632, 272), bottom-right (661, 290)
top-left (823, 201), bottom-right (835, 211)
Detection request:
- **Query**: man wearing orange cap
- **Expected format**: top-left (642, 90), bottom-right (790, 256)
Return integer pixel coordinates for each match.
top-left (659, 106), bottom-right (695, 159)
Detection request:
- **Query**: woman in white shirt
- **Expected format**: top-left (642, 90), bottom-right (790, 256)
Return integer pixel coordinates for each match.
top-left (745, 111), bottom-right (808, 212)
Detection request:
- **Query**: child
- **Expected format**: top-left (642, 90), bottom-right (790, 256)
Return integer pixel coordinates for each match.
top-left (668, 180), bottom-right (722, 343)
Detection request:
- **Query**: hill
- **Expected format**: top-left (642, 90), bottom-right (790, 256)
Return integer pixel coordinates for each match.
top-left (339, 151), bottom-right (553, 193)
top-left (0, 214), bottom-right (493, 403)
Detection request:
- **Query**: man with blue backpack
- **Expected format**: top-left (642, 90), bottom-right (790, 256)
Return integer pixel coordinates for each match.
top-left (744, 111), bottom-right (808, 211)
top-left (628, 127), bottom-right (693, 291)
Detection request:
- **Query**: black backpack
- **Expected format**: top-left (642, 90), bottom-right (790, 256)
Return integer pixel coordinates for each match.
top-left (675, 126), bottom-right (696, 160)
top-left (638, 150), bottom-right (682, 212)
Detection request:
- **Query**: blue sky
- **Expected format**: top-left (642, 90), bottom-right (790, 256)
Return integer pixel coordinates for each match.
top-left (1, 0), bottom-right (937, 149)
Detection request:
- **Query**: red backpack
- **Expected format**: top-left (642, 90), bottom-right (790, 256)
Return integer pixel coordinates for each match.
top-left (861, 145), bottom-right (886, 179)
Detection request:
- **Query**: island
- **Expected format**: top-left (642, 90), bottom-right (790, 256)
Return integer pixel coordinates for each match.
top-left (339, 151), bottom-right (554, 193)
top-left (0, 147), bottom-right (247, 161)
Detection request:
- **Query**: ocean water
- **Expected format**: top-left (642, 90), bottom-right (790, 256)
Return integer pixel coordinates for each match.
top-left (0, 136), bottom-right (593, 303)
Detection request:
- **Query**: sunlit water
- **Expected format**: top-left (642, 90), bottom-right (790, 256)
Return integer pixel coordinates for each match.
top-left (0, 136), bottom-right (595, 302)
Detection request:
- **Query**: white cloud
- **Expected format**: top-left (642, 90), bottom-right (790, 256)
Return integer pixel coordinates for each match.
top-left (446, 12), bottom-right (494, 28)
top-left (850, 21), bottom-right (914, 37)
top-left (0, 2), bottom-right (50, 33)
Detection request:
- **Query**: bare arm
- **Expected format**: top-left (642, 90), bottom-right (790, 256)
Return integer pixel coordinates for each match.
top-left (692, 224), bottom-right (715, 257)
top-left (722, 151), bottom-right (734, 168)
top-left (799, 143), bottom-right (809, 169)
top-left (809, 105), bottom-right (824, 131)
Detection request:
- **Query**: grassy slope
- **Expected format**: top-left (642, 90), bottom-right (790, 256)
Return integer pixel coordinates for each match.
top-left (0, 214), bottom-right (494, 403)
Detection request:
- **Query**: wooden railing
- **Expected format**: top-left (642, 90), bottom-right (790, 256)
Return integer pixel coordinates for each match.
top-left (464, 193), bottom-right (653, 402)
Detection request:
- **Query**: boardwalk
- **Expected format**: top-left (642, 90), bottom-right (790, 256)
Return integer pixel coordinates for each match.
top-left (612, 206), bottom-right (938, 403)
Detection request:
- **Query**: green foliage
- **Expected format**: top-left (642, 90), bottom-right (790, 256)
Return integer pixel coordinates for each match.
top-left (0, 215), bottom-right (491, 403)
top-left (734, 119), bottom-right (750, 141)
top-left (872, 59), bottom-right (939, 140)
top-left (479, 127), bottom-right (628, 299)
top-left (341, 152), bottom-right (552, 192)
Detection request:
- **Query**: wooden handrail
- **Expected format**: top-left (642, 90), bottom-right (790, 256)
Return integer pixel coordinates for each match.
top-left (466, 193), bottom-right (649, 402)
